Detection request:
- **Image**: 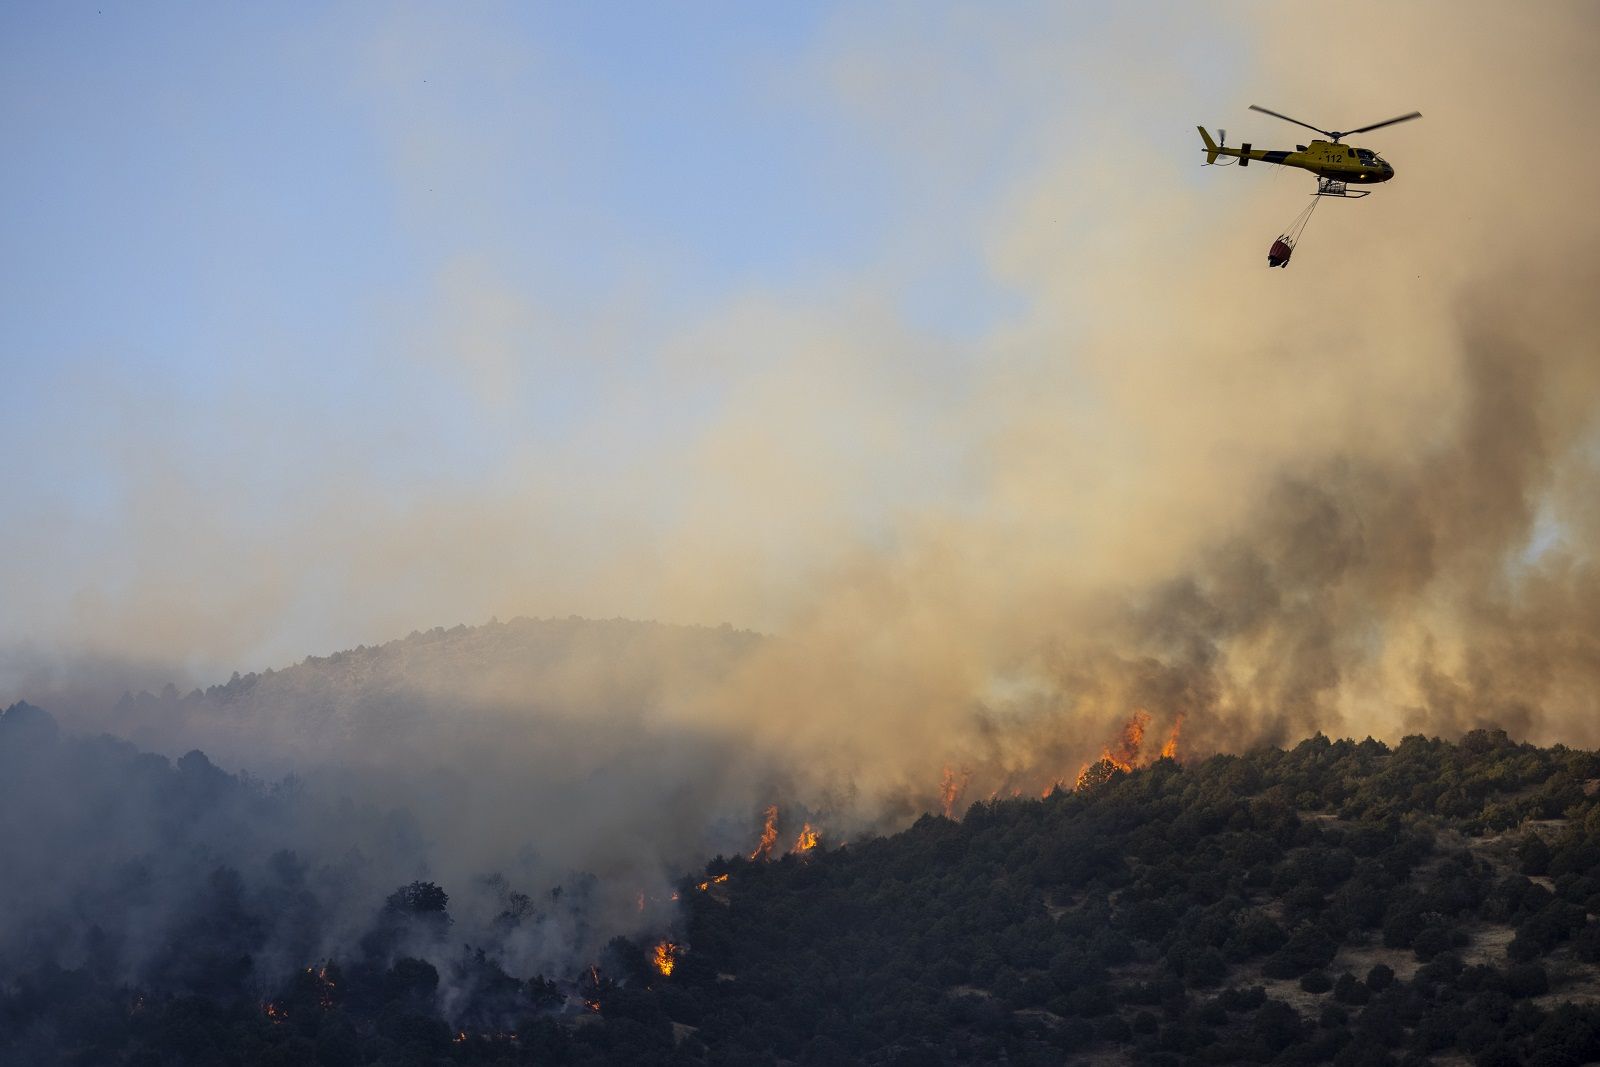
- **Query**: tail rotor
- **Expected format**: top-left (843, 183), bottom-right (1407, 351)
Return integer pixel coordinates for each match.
top-left (1198, 127), bottom-right (1234, 167)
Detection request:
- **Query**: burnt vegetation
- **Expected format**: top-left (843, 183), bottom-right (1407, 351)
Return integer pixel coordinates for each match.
top-left (8, 701), bottom-right (1600, 1066)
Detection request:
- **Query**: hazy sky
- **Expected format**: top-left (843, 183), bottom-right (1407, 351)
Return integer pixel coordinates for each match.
top-left (4, 2), bottom-right (1597, 715)
top-left (0, 3), bottom-right (1206, 668)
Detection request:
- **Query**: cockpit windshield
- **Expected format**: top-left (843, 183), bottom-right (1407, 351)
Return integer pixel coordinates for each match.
top-left (1356, 148), bottom-right (1385, 165)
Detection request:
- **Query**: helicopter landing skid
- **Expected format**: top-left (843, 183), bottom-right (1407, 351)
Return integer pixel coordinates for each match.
top-left (1314, 178), bottom-right (1371, 199)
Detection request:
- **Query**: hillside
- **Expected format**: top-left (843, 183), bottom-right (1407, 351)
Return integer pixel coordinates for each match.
top-left (98, 617), bottom-right (763, 773)
top-left (668, 731), bottom-right (1600, 1066)
top-left (8, 715), bottom-right (1600, 1065)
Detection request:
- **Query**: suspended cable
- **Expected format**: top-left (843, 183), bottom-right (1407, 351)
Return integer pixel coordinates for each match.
top-left (1267, 195), bottom-right (1320, 268)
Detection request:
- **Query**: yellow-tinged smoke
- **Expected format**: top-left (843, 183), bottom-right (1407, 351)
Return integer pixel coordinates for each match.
top-left (696, 1), bottom-right (1600, 798)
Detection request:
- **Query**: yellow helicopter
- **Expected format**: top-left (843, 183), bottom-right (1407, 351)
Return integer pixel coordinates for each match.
top-left (1197, 104), bottom-right (1421, 198)
top-left (1198, 104), bottom-right (1421, 267)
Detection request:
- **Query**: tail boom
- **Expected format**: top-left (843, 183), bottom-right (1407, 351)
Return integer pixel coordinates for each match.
top-left (1198, 126), bottom-right (1295, 169)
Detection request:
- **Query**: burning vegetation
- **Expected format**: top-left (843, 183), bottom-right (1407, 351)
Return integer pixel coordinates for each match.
top-left (1160, 713), bottom-right (1184, 760)
top-left (1072, 709), bottom-right (1184, 791)
top-left (939, 765), bottom-right (971, 818)
top-left (652, 940), bottom-right (679, 977)
top-left (581, 964), bottom-right (603, 1013)
top-left (306, 963), bottom-right (337, 1011)
top-left (749, 804), bottom-right (779, 861)
top-left (791, 823), bottom-right (819, 853)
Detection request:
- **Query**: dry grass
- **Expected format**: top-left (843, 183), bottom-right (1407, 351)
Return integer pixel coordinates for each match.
top-left (1514, 946), bottom-right (1600, 1009)
top-left (1456, 921), bottom-right (1516, 967)
top-left (1331, 942), bottom-right (1423, 982)
top-left (1247, 974), bottom-right (1327, 1015)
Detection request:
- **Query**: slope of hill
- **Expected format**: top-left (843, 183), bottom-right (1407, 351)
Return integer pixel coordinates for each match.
top-left (8, 714), bottom-right (1600, 1066)
top-left (669, 731), bottom-right (1600, 1066)
top-left (98, 616), bottom-right (764, 773)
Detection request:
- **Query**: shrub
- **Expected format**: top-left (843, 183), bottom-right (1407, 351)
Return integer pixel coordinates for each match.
top-left (1301, 971), bottom-right (1334, 994)
top-left (1505, 963), bottom-right (1549, 999)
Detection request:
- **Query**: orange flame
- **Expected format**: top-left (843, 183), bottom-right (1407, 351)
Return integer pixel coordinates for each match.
top-left (263, 1001), bottom-right (288, 1024)
top-left (652, 940), bottom-right (678, 977)
top-left (1111, 709), bottom-right (1150, 767)
top-left (1161, 714), bottom-right (1184, 759)
top-left (750, 805), bottom-right (779, 861)
top-left (306, 963), bottom-right (336, 1010)
top-left (1074, 710), bottom-right (1152, 790)
top-left (792, 824), bottom-right (819, 853)
top-left (695, 873), bottom-right (729, 892)
top-left (939, 766), bottom-right (971, 818)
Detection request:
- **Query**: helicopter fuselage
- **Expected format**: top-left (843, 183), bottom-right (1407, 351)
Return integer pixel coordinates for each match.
top-left (1198, 130), bottom-right (1394, 184)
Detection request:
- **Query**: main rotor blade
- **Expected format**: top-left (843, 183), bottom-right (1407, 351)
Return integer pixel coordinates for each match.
top-left (1342, 111), bottom-right (1422, 136)
top-left (1248, 104), bottom-right (1333, 138)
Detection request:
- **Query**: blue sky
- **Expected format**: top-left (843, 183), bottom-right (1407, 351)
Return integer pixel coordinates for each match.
top-left (2, 2), bottom-right (1053, 496)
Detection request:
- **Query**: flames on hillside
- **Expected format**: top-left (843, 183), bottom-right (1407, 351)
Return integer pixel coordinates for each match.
top-left (262, 745), bottom-right (1189, 1047)
top-left (743, 805), bottom-right (823, 863)
top-left (307, 963), bottom-right (337, 1011)
top-left (940, 766), bottom-right (971, 818)
top-left (1161, 714), bottom-right (1184, 760)
top-left (1072, 710), bottom-right (1183, 791)
top-left (652, 940), bottom-right (679, 977)
top-left (952, 709), bottom-right (1186, 802)
top-left (261, 962), bottom-right (339, 1024)
top-left (749, 805), bottom-right (779, 861)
